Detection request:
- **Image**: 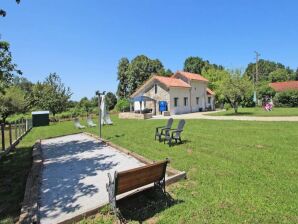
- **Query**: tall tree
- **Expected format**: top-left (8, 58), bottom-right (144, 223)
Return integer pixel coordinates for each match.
top-left (127, 55), bottom-right (164, 95)
top-left (184, 57), bottom-right (205, 74)
top-left (244, 59), bottom-right (291, 82)
top-left (222, 70), bottom-right (253, 113)
top-left (268, 68), bottom-right (292, 83)
top-left (0, 41), bottom-right (22, 93)
top-left (31, 73), bottom-right (72, 116)
top-left (0, 86), bottom-right (26, 123)
top-left (184, 56), bottom-right (223, 74)
top-left (117, 58), bottom-right (129, 98)
top-left (0, 0), bottom-right (20, 17)
top-left (105, 92), bottom-right (117, 111)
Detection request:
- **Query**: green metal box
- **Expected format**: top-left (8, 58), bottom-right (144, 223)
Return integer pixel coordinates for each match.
top-left (32, 111), bottom-right (50, 127)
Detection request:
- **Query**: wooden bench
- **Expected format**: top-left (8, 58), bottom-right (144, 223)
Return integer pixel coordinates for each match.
top-left (106, 159), bottom-right (169, 216)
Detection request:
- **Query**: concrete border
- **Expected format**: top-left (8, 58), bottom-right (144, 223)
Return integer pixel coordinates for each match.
top-left (18, 140), bottom-right (42, 224)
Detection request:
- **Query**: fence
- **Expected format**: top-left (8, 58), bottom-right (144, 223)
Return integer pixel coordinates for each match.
top-left (0, 119), bottom-right (33, 156)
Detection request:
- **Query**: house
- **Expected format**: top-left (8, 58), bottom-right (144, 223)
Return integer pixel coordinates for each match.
top-left (269, 81), bottom-right (298, 92)
top-left (130, 71), bottom-right (215, 115)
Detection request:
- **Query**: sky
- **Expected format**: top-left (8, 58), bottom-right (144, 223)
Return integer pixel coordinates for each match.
top-left (1, 0), bottom-right (298, 100)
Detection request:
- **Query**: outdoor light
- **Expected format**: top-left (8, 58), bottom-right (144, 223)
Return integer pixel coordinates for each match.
top-left (95, 90), bottom-right (106, 138)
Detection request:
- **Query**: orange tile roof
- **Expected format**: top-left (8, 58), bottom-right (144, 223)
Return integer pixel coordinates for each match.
top-left (175, 71), bottom-right (209, 82)
top-left (207, 88), bottom-right (215, 95)
top-left (154, 75), bottom-right (191, 88)
top-left (269, 81), bottom-right (298, 92)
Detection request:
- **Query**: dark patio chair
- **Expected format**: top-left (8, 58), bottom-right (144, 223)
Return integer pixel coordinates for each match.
top-left (164, 119), bottom-right (186, 146)
top-left (155, 118), bottom-right (173, 142)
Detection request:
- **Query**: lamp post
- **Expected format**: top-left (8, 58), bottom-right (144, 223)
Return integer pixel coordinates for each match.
top-left (95, 90), bottom-right (106, 139)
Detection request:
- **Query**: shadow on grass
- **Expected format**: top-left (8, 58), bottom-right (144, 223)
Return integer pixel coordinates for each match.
top-left (221, 112), bottom-right (254, 116)
top-left (106, 134), bottom-right (125, 140)
top-left (117, 187), bottom-right (183, 223)
top-left (0, 146), bottom-right (32, 223)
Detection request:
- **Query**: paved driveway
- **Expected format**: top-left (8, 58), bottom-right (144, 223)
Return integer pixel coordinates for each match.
top-left (152, 111), bottom-right (298, 122)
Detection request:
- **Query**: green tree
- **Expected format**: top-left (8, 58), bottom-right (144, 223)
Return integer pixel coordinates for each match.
top-left (0, 41), bottom-right (22, 93)
top-left (127, 55), bottom-right (164, 95)
top-left (12, 76), bottom-right (33, 94)
top-left (0, 0), bottom-right (20, 17)
top-left (31, 73), bottom-right (72, 116)
top-left (0, 86), bottom-right (26, 123)
top-left (268, 68), bottom-right (291, 82)
top-left (257, 81), bottom-right (276, 101)
top-left (244, 59), bottom-right (291, 82)
top-left (295, 68), bottom-right (298, 80)
top-left (222, 70), bottom-right (253, 113)
top-left (201, 67), bottom-right (229, 104)
top-left (79, 97), bottom-right (93, 116)
top-left (105, 92), bottom-right (117, 111)
top-left (184, 56), bottom-right (223, 75)
top-left (184, 57), bottom-right (205, 74)
top-left (117, 58), bottom-right (129, 98)
top-left (115, 98), bottom-right (130, 112)
top-left (159, 68), bottom-right (172, 77)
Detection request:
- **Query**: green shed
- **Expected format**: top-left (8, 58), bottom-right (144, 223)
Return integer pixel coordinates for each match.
top-left (32, 111), bottom-right (50, 127)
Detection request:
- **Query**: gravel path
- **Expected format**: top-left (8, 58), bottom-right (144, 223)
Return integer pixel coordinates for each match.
top-left (39, 133), bottom-right (144, 224)
top-left (152, 111), bottom-right (298, 122)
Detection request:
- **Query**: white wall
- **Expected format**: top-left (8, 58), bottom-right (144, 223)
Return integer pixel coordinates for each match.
top-left (169, 87), bottom-right (191, 114)
top-left (189, 80), bottom-right (208, 112)
top-left (133, 82), bottom-right (170, 114)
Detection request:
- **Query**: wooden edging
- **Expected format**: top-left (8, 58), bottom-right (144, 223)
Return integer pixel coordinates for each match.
top-left (18, 140), bottom-right (42, 224)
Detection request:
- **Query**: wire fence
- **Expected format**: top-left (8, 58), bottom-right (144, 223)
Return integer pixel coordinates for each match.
top-left (0, 119), bottom-right (33, 156)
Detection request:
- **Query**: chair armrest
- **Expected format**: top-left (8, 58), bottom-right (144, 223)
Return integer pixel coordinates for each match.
top-left (171, 130), bottom-right (182, 137)
top-left (156, 126), bottom-right (165, 132)
top-left (156, 126), bottom-right (165, 129)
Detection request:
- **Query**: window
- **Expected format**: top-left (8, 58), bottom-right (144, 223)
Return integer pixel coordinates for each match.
top-left (208, 97), bottom-right (211, 104)
top-left (184, 97), bottom-right (188, 106)
top-left (174, 97), bottom-right (178, 107)
top-left (196, 97), bottom-right (199, 105)
top-left (154, 84), bottom-right (157, 94)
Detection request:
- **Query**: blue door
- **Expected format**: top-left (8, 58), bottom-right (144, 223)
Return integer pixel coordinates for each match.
top-left (159, 101), bottom-right (168, 113)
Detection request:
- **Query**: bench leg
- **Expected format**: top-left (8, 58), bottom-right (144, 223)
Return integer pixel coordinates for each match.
top-left (106, 173), bottom-right (118, 216)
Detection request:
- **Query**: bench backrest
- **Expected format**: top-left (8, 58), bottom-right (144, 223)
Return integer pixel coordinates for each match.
top-left (115, 160), bottom-right (168, 195)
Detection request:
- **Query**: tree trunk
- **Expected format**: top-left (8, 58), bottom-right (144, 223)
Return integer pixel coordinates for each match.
top-left (232, 102), bottom-right (238, 113)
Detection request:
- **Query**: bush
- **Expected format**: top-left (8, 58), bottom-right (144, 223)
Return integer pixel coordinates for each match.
top-left (274, 90), bottom-right (298, 107)
top-left (224, 103), bottom-right (231, 111)
top-left (115, 98), bottom-right (130, 112)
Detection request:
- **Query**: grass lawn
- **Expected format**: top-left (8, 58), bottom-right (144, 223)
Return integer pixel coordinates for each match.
top-left (209, 107), bottom-right (298, 117)
top-left (1, 116), bottom-right (297, 223)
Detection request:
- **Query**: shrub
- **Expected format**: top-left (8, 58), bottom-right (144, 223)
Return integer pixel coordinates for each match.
top-left (115, 98), bottom-right (130, 112)
top-left (274, 90), bottom-right (298, 107)
top-left (224, 103), bottom-right (231, 111)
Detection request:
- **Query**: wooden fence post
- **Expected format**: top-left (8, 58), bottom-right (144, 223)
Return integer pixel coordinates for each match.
top-left (1, 123), bottom-right (5, 151)
top-left (9, 123), bottom-right (12, 146)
